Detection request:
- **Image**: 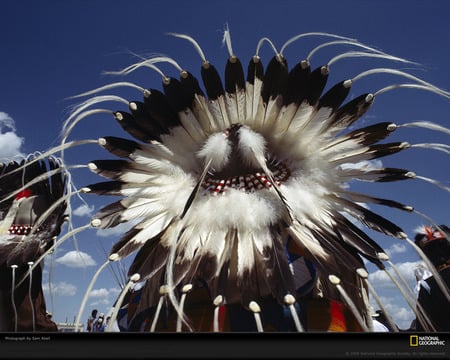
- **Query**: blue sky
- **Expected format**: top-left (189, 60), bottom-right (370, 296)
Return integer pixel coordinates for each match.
top-left (0, 0), bottom-right (449, 330)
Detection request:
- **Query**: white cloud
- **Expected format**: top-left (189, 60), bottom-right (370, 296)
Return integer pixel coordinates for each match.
top-left (369, 260), bottom-right (421, 288)
top-left (90, 288), bottom-right (110, 298)
top-left (88, 287), bottom-right (121, 313)
top-left (0, 112), bottom-right (25, 161)
top-left (90, 298), bottom-right (111, 306)
top-left (43, 281), bottom-right (77, 297)
top-left (73, 204), bottom-right (95, 217)
top-left (89, 287), bottom-right (120, 298)
top-left (109, 287), bottom-right (121, 296)
top-left (0, 112), bottom-right (16, 131)
top-left (55, 250), bottom-right (97, 268)
top-left (385, 243), bottom-right (408, 257)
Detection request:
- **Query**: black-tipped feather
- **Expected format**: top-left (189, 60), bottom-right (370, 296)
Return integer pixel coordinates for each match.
top-left (329, 93), bottom-right (373, 131)
top-left (92, 200), bottom-right (127, 228)
top-left (89, 159), bottom-right (150, 180)
top-left (100, 136), bottom-right (140, 158)
top-left (331, 195), bottom-right (406, 239)
top-left (318, 81), bottom-right (351, 111)
top-left (310, 226), bottom-right (366, 270)
top-left (225, 57), bottom-right (245, 93)
top-left (180, 71), bottom-right (205, 104)
top-left (110, 226), bottom-right (141, 257)
top-left (201, 63), bottom-right (224, 100)
top-left (114, 111), bottom-right (154, 143)
top-left (285, 61), bottom-right (311, 105)
top-left (129, 101), bottom-right (165, 141)
top-left (130, 241), bottom-right (170, 280)
top-left (261, 56), bottom-right (289, 103)
top-left (343, 167), bottom-right (413, 182)
top-left (144, 88), bottom-right (181, 130)
top-left (343, 190), bottom-right (414, 212)
top-left (305, 66), bottom-right (328, 105)
top-left (162, 78), bottom-right (190, 113)
top-left (84, 180), bottom-right (125, 195)
top-left (333, 214), bottom-right (386, 268)
top-left (330, 142), bottom-right (408, 165)
top-left (324, 122), bottom-right (397, 152)
top-left (246, 58), bottom-right (264, 85)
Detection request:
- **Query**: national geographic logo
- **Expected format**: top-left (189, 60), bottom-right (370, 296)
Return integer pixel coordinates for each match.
top-left (410, 335), bottom-right (446, 347)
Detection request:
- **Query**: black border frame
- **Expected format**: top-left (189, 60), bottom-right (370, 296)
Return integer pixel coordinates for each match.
top-left (1, 332), bottom-right (449, 359)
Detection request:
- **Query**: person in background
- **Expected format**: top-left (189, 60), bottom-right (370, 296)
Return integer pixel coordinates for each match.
top-left (369, 307), bottom-right (389, 332)
top-left (372, 317), bottom-right (389, 332)
top-left (86, 309), bottom-right (98, 332)
top-left (105, 315), bottom-right (111, 329)
top-left (414, 224), bottom-right (450, 332)
top-left (373, 310), bottom-right (398, 332)
top-left (93, 313), bottom-right (106, 332)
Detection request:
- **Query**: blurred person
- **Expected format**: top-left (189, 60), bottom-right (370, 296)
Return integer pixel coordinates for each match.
top-left (373, 310), bottom-right (397, 332)
top-left (93, 313), bottom-right (106, 332)
top-left (369, 307), bottom-right (388, 332)
top-left (86, 309), bottom-right (98, 332)
top-left (105, 315), bottom-right (111, 328)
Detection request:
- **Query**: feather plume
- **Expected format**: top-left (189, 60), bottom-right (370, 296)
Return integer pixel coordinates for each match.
top-left (70, 30), bottom-right (450, 332)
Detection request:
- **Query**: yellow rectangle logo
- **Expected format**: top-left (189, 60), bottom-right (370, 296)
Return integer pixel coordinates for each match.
top-left (410, 335), bottom-right (419, 347)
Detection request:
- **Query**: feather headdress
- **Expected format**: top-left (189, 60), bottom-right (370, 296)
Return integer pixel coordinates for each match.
top-left (65, 29), bottom-right (449, 332)
top-left (0, 155), bottom-right (69, 331)
top-left (0, 155), bottom-right (69, 266)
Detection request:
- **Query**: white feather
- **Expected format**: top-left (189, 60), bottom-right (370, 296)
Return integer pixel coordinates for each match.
top-left (319, 138), bottom-right (364, 160)
top-left (251, 228), bottom-right (273, 257)
top-left (118, 197), bottom-right (170, 221)
top-left (130, 153), bottom-right (186, 175)
top-left (225, 89), bottom-right (246, 125)
top-left (269, 103), bottom-right (299, 138)
top-left (335, 164), bottom-right (388, 183)
top-left (127, 212), bottom-right (174, 247)
top-left (201, 229), bottom-right (228, 267)
top-left (245, 78), bottom-right (265, 130)
top-left (236, 229), bottom-right (254, 274)
top-left (260, 96), bottom-right (283, 134)
top-left (184, 188), bottom-right (282, 233)
top-left (286, 221), bottom-right (330, 264)
top-left (244, 82), bottom-right (255, 127)
top-left (207, 96), bottom-right (231, 130)
top-left (178, 107), bottom-right (207, 144)
top-left (197, 132), bottom-right (231, 171)
top-left (159, 129), bottom-right (200, 171)
top-left (192, 94), bottom-right (220, 133)
top-left (237, 126), bottom-right (267, 168)
top-left (284, 102), bottom-right (315, 136)
top-left (300, 106), bottom-right (335, 145)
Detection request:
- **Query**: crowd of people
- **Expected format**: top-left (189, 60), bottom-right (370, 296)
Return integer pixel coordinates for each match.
top-left (86, 309), bottom-right (111, 333)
